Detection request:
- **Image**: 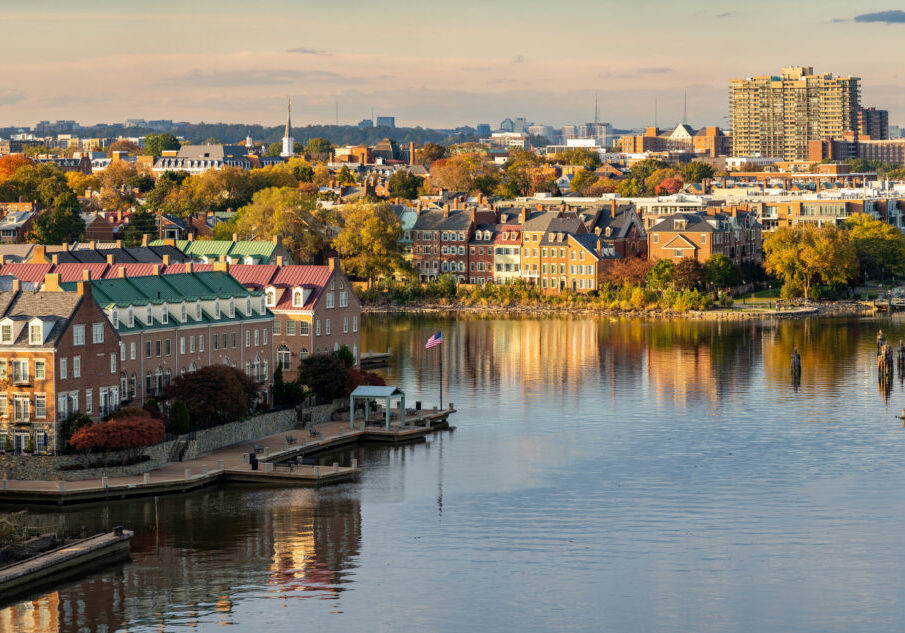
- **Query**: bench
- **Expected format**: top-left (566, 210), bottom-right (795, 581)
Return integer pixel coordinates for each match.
top-left (286, 435), bottom-right (297, 445)
top-left (309, 428), bottom-right (320, 438)
top-left (253, 444), bottom-right (263, 453)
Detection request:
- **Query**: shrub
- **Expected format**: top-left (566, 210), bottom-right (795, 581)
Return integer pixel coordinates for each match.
top-left (69, 417), bottom-right (165, 465)
top-left (344, 368), bottom-right (386, 396)
top-left (298, 353), bottom-right (347, 403)
top-left (163, 366), bottom-right (259, 428)
top-left (168, 400), bottom-right (190, 434)
top-left (109, 407), bottom-right (152, 420)
top-left (333, 344), bottom-right (355, 369)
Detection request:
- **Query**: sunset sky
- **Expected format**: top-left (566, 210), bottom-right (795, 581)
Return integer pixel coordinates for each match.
top-left (4, 0), bottom-right (905, 130)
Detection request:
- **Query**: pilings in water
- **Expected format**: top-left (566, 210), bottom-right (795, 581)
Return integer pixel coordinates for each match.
top-left (791, 347), bottom-right (801, 389)
top-left (878, 333), bottom-right (894, 400)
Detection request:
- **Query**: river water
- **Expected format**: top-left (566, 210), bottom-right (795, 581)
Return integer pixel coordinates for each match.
top-left (5, 314), bottom-right (905, 632)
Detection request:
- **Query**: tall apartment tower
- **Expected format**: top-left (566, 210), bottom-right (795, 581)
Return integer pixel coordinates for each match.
top-left (858, 107), bottom-right (889, 140)
top-left (730, 66), bottom-right (860, 160)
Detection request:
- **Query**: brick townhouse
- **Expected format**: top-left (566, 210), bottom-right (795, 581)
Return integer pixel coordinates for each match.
top-left (412, 205), bottom-right (499, 282)
top-left (647, 209), bottom-right (763, 265)
top-left (0, 280), bottom-right (120, 453)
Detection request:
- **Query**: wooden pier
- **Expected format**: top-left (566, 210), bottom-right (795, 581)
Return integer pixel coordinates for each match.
top-left (0, 407), bottom-right (455, 506)
top-left (359, 351), bottom-right (391, 368)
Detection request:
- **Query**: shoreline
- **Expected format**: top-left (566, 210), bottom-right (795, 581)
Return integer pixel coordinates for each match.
top-left (362, 301), bottom-right (875, 321)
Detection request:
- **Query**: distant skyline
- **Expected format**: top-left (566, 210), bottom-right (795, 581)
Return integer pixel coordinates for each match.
top-left (5, 1), bottom-right (905, 130)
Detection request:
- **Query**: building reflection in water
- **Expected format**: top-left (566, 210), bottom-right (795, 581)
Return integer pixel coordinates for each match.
top-left (0, 486), bottom-right (362, 632)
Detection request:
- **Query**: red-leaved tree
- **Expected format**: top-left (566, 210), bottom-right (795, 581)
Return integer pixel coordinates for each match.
top-left (344, 368), bottom-right (387, 397)
top-left (69, 417), bottom-right (165, 466)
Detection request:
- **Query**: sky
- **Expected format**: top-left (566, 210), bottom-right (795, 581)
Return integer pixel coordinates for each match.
top-left (4, 0), bottom-right (905, 131)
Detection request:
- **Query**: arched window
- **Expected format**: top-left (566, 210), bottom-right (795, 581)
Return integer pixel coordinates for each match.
top-left (196, 301), bottom-right (202, 320)
top-left (128, 306), bottom-right (134, 328)
top-left (277, 344), bottom-right (290, 370)
top-left (129, 374), bottom-right (136, 399)
top-left (299, 347), bottom-right (309, 360)
top-left (120, 372), bottom-right (128, 400)
top-left (154, 368), bottom-right (163, 395)
top-left (161, 305), bottom-right (168, 324)
top-left (262, 360), bottom-right (268, 379)
top-left (266, 288), bottom-right (276, 307)
top-left (292, 288), bottom-right (304, 307)
top-left (111, 308), bottom-right (118, 328)
top-left (244, 361), bottom-right (251, 375)
top-left (164, 369), bottom-right (171, 386)
top-left (189, 362), bottom-right (196, 372)
top-left (180, 303), bottom-right (187, 321)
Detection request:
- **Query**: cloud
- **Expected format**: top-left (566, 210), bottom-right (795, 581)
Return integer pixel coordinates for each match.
top-left (716, 12), bottom-right (732, 19)
top-left (0, 89), bottom-right (25, 106)
top-left (854, 10), bottom-right (905, 23)
top-left (286, 47), bottom-right (332, 56)
top-left (599, 71), bottom-right (634, 79)
top-left (512, 55), bottom-right (526, 64)
top-left (164, 69), bottom-right (360, 87)
top-left (638, 67), bottom-right (672, 74)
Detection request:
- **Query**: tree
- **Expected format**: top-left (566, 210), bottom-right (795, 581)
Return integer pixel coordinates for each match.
top-left (616, 178), bottom-right (642, 198)
top-left (168, 400), bottom-right (190, 434)
top-left (163, 366), bottom-right (259, 428)
top-left (234, 187), bottom-right (336, 262)
top-left (292, 163), bottom-right (314, 183)
top-left (298, 353), bottom-right (348, 402)
top-left (334, 344), bottom-right (356, 369)
top-left (387, 170), bottom-right (421, 199)
top-left (415, 143), bottom-right (445, 165)
top-left (127, 172), bottom-right (155, 193)
top-left (69, 417), bottom-right (165, 465)
top-left (764, 224), bottom-right (858, 300)
top-left (647, 259), bottom-right (675, 289)
top-left (553, 148), bottom-right (601, 170)
top-left (672, 257), bottom-right (705, 290)
top-left (108, 140), bottom-right (140, 155)
top-left (0, 163), bottom-right (72, 207)
top-left (679, 161), bottom-right (715, 183)
top-left (337, 165), bottom-right (356, 185)
top-left (0, 154), bottom-right (33, 183)
top-left (305, 138), bottom-right (334, 160)
top-left (605, 257), bottom-right (654, 286)
top-left (844, 212), bottom-right (905, 280)
top-left (265, 142), bottom-right (283, 157)
top-left (144, 133), bottom-right (181, 156)
top-left (123, 208), bottom-right (158, 246)
top-left (569, 169), bottom-right (598, 194)
top-left (344, 368), bottom-right (386, 396)
top-left (430, 154), bottom-right (497, 192)
top-left (29, 193), bottom-right (85, 244)
top-left (703, 254), bottom-right (739, 289)
top-left (65, 171), bottom-right (100, 196)
top-left (333, 201), bottom-right (408, 284)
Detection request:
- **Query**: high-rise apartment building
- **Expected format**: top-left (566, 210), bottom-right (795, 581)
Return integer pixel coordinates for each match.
top-left (858, 107), bottom-right (889, 140)
top-left (730, 66), bottom-right (860, 160)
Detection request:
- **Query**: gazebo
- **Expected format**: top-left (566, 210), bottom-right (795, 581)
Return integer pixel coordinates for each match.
top-left (349, 385), bottom-right (407, 430)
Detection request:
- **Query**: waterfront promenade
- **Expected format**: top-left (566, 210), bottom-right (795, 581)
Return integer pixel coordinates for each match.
top-left (0, 408), bottom-right (454, 505)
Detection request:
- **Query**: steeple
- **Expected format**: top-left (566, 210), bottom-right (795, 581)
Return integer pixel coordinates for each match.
top-left (281, 99), bottom-right (295, 158)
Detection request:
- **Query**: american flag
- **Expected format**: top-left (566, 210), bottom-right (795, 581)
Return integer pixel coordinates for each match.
top-left (425, 331), bottom-right (442, 349)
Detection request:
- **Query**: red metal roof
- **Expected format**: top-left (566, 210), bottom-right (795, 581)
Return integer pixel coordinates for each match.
top-left (229, 264), bottom-right (279, 289)
top-left (0, 263), bottom-right (53, 283)
top-left (103, 263), bottom-right (159, 279)
top-left (53, 263), bottom-right (109, 282)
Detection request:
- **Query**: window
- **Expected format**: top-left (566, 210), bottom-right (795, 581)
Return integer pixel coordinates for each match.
top-left (344, 317), bottom-right (348, 333)
top-left (190, 336), bottom-right (195, 353)
top-left (35, 395), bottom-right (46, 419)
top-left (180, 337), bottom-right (185, 354)
top-left (127, 306), bottom-right (134, 328)
top-left (181, 303), bottom-right (187, 322)
top-left (165, 339), bottom-right (171, 355)
top-left (262, 329), bottom-right (267, 346)
top-left (213, 333), bottom-right (219, 350)
top-left (254, 329), bottom-right (260, 346)
top-left (13, 395), bottom-right (28, 422)
top-left (300, 347), bottom-right (309, 359)
top-left (352, 316), bottom-right (358, 332)
top-left (9, 360), bottom-right (27, 384)
top-left (286, 320), bottom-right (296, 336)
top-left (156, 340), bottom-right (161, 356)
top-left (245, 360), bottom-right (251, 376)
top-left (325, 319), bottom-right (331, 336)
top-left (245, 330), bottom-right (251, 347)
top-left (229, 300), bottom-right (235, 318)
top-left (266, 288), bottom-right (276, 307)
top-left (339, 291), bottom-right (348, 307)
top-left (232, 333), bottom-right (237, 348)
top-left (29, 324), bottom-right (41, 345)
top-left (161, 305), bottom-right (168, 325)
top-left (145, 341), bottom-right (152, 358)
top-left (222, 333), bottom-right (228, 348)
top-left (60, 358), bottom-right (67, 380)
top-left (315, 319), bottom-right (321, 336)
top-left (199, 335), bottom-right (205, 352)
top-left (196, 302), bottom-right (202, 320)
top-left (120, 342), bottom-right (125, 361)
top-left (72, 356), bottom-right (80, 379)
top-left (110, 353), bottom-right (116, 374)
top-left (653, 234), bottom-right (659, 243)
top-left (73, 324), bottom-right (85, 346)
top-left (293, 289), bottom-right (304, 307)
top-left (246, 298), bottom-right (252, 315)
top-left (273, 320), bottom-right (281, 336)
top-left (701, 234), bottom-right (707, 244)
top-left (326, 292), bottom-right (334, 308)
top-left (277, 345), bottom-right (290, 370)
top-left (34, 360), bottom-right (45, 380)
top-left (299, 321), bottom-right (309, 336)
top-left (146, 306), bottom-right (152, 324)
top-left (85, 389), bottom-right (92, 414)
top-left (92, 322), bottom-right (104, 344)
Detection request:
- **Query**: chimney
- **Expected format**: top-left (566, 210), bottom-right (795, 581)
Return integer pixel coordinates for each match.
top-left (611, 199), bottom-right (617, 218)
top-left (115, 239), bottom-right (122, 248)
top-left (151, 264), bottom-right (160, 276)
top-left (186, 262), bottom-right (193, 273)
top-left (409, 141), bottom-right (416, 165)
top-left (82, 269), bottom-right (92, 281)
top-left (470, 208), bottom-right (476, 224)
top-left (213, 261), bottom-right (230, 273)
top-left (117, 266), bottom-right (126, 278)
top-left (107, 254), bottom-right (115, 265)
top-left (11, 279), bottom-right (20, 293)
top-left (520, 209), bottom-right (527, 225)
top-left (328, 257), bottom-right (339, 270)
top-left (163, 254), bottom-right (171, 266)
top-left (89, 240), bottom-right (96, 249)
top-left (187, 232), bottom-right (195, 242)
top-left (76, 280), bottom-right (91, 297)
top-left (141, 234), bottom-right (149, 247)
top-left (32, 245), bottom-right (47, 264)
top-left (164, 239), bottom-right (176, 247)
top-left (0, 255), bottom-right (5, 266)
top-left (232, 233), bottom-right (238, 242)
top-left (51, 254), bottom-right (60, 265)
top-left (273, 235), bottom-right (282, 247)
top-left (43, 273), bottom-right (61, 292)
top-left (276, 256), bottom-right (284, 267)
top-left (443, 204), bottom-right (450, 217)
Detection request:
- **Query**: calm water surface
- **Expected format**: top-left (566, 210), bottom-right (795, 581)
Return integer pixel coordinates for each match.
top-left (5, 314), bottom-right (905, 632)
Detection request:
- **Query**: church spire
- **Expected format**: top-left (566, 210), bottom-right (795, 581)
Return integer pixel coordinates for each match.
top-left (281, 99), bottom-right (295, 158)
top-left (285, 99), bottom-right (292, 139)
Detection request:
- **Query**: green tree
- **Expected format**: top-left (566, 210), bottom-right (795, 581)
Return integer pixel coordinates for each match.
top-left (234, 187), bottom-right (336, 262)
top-left (298, 353), bottom-right (347, 402)
top-left (305, 138), bottom-right (334, 160)
top-left (265, 142), bottom-right (283, 157)
top-left (554, 148), bottom-right (601, 170)
top-left (168, 400), bottom-right (190, 434)
top-left (123, 208), bottom-right (158, 246)
top-left (387, 170), bottom-right (421, 199)
top-left (703, 254), bottom-right (739, 289)
top-left (647, 259), bottom-right (675, 289)
top-left (569, 169), bottom-right (598, 194)
top-left (679, 161), bottom-right (715, 183)
top-left (144, 133), bottom-right (181, 156)
top-left (616, 178), bottom-right (642, 197)
top-left (292, 163), bottom-right (314, 183)
top-left (333, 201), bottom-right (408, 284)
top-left (844, 212), bottom-right (905, 280)
top-left (29, 192), bottom-right (85, 243)
top-left (337, 165), bottom-right (356, 185)
top-left (764, 224), bottom-right (857, 300)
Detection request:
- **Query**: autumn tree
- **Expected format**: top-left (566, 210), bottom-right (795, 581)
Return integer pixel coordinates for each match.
top-left (337, 165), bottom-right (356, 185)
top-left (144, 133), bottom-right (181, 156)
top-left (0, 163), bottom-right (71, 207)
top-left (233, 187), bottom-right (336, 262)
top-left (65, 171), bottom-right (100, 196)
top-left (108, 140), bottom-right (140, 155)
top-left (387, 170), bottom-right (421, 199)
top-left (703, 254), bottom-right (740, 289)
top-left (764, 224), bottom-right (857, 299)
top-left (672, 257), bottom-right (705, 290)
top-left (569, 169), bottom-right (598, 195)
top-left (843, 212), bottom-right (905, 280)
top-left (305, 138), bottom-right (334, 160)
top-left (0, 154), bottom-right (33, 184)
top-left (69, 417), bottom-right (165, 465)
top-left (415, 143), bottom-right (446, 165)
top-left (605, 257), bottom-right (654, 286)
top-left (333, 201), bottom-right (409, 284)
top-left (163, 365), bottom-right (259, 428)
top-left (430, 154), bottom-right (497, 192)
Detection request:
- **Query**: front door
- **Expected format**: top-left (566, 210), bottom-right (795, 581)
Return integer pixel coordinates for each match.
top-left (13, 431), bottom-right (28, 453)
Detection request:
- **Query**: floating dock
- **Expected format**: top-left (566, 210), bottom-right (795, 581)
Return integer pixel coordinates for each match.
top-left (0, 528), bottom-right (133, 604)
top-left (359, 351), bottom-right (391, 368)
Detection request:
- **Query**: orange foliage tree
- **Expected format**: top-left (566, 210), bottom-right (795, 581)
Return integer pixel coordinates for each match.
top-left (69, 417), bottom-right (165, 465)
top-left (0, 155), bottom-right (33, 184)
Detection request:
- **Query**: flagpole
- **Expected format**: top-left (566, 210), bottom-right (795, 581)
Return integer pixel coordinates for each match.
top-left (439, 343), bottom-right (443, 410)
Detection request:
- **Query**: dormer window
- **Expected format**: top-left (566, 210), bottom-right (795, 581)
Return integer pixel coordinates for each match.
top-left (161, 305), bottom-right (168, 324)
top-left (265, 288), bottom-right (276, 307)
top-left (29, 323), bottom-right (42, 345)
top-left (214, 302), bottom-right (220, 319)
top-left (1, 323), bottom-right (12, 344)
top-left (181, 303), bottom-right (187, 322)
top-left (260, 296), bottom-right (266, 312)
top-left (196, 301), bottom-right (202, 320)
top-left (229, 300), bottom-right (235, 318)
top-left (292, 288), bottom-right (304, 307)
top-left (246, 298), bottom-right (251, 314)
top-left (146, 306), bottom-right (152, 324)
top-left (111, 308), bottom-right (119, 329)
top-left (127, 306), bottom-right (134, 328)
